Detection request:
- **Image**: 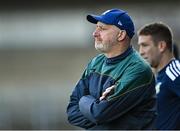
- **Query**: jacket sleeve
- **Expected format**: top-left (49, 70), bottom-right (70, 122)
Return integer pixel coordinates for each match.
top-left (66, 70), bottom-right (95, 129)
top-left (165, 60), bottom-right (180, 97)
top-left (79, 65), bottom-right (155, 124)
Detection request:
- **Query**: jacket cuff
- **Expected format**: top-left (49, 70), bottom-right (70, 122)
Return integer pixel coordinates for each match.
top-left (79, 95), bottom-right (96, 122)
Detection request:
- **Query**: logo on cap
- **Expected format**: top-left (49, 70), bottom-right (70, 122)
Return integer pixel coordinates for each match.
top-left (118, 20), bottom-right (123, 26)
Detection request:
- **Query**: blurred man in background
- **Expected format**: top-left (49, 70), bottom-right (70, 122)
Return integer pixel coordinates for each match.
top-left (66, 8), bottom-right (156, 130)
top-left (138, 22), bottom-right (180, 129)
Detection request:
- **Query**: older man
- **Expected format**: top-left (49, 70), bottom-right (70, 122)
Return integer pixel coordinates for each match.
top-left (67, 9), bottom-right (156, 130)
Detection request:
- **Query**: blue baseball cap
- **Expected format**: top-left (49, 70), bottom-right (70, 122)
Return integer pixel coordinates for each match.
top-left (87, 9), bottom-right (135, 38)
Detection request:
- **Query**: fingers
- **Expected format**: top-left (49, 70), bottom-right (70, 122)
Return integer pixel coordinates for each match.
top-left (105, 85), bottom-right (115, 92)
top-left (99, 95), bottom-right (105, 101)
top-left (99, 85), bottom-right (116, 101)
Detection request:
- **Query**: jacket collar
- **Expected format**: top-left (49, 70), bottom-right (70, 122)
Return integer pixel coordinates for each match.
top-left (106, 46), bottom-right (133, 64)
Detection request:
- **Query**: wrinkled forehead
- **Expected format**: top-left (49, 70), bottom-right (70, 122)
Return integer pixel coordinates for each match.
top-left (97, 21), bottom-right (111, 27)
top-left (97, 21), bottom-right (120, 31)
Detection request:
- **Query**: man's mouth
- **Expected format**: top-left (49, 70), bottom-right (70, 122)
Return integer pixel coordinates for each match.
top-left (143, 57), bottom-right (148, 60)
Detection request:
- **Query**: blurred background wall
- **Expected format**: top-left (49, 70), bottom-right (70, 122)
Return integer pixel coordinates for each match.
top-left (0, 0), bottom-right (179, 129)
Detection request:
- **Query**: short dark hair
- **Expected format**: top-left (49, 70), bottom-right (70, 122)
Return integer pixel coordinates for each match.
top-left (138, 22), bottom-right (173, 52)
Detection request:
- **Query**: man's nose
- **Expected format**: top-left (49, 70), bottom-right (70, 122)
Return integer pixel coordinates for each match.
top-left (139, 46), bottom-right (144, 56)
top-left (93, 29), bottom-right (100, 38)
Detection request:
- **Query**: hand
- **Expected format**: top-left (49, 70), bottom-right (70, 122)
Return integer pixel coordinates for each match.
top-left (99, 85), bottom-right (116, 101)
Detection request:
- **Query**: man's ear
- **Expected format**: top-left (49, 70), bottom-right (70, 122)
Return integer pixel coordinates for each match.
top-left (117, 30), bottom-right (126, 41)
top-left (158, 41), bottom-right (167, 53)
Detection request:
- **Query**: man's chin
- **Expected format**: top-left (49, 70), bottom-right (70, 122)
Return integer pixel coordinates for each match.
top-left (144, 58), bottom-right (149, 62)
top-left (144, 58), bottom-right (151, 64)
top-left (95, 48), bottom-right (105, 53)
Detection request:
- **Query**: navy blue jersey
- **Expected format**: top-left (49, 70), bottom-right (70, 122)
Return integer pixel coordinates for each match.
top-left (156, 59), bottom-right (180, 129)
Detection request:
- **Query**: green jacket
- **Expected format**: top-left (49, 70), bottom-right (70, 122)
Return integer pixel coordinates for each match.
top-left (67, 46), bottom-right (156, 129)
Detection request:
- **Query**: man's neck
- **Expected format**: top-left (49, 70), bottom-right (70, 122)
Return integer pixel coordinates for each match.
top-left (157, 52), bottom-right (174, 72)
top-left (105, 40), bottom-right (130, 58)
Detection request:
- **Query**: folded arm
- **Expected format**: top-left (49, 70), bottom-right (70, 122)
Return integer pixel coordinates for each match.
top-left (79, 68), bottom-right (155, 124)
top-left (67, 78), bottom-right (95, 129)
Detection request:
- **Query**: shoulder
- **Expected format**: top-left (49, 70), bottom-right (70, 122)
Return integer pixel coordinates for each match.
top-left (130, 49), bottom-right (150, 66)
top-left (128, 50), bottom-right (152, 73)
top-left (125, 50), bottom-right (153, 83)
top-left (122, 51), bottom-right (153, 83)
top-left (165, 59), bottom-right (180, 81)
